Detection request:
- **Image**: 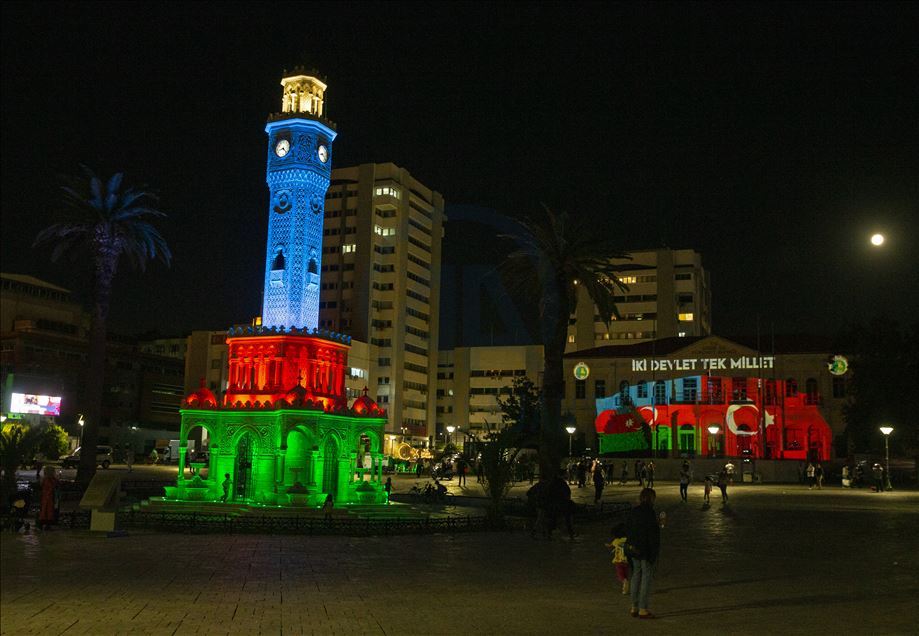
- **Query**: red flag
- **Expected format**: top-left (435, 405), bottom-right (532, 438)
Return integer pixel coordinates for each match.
top-left (595, 410), bottom-right (644, 434)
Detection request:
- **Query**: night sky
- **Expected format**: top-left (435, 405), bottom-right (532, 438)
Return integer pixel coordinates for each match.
top-left (2, 2), bottom-right (917, 341)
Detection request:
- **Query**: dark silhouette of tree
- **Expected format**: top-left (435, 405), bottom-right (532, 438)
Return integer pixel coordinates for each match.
top-left (34, 167), bottom-right (171, 484)
top-left (840, 319), bottom-right (919, 467)
top-left (501, 205), bottom-right (629, 474)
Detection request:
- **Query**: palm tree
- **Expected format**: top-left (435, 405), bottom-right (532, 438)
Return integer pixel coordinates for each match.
top-left (502, 205), bottom-right (629, 474)
top-left (34, 167), bottom-right (171, 485)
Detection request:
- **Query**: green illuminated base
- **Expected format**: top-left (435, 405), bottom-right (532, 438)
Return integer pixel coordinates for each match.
top-left (176, 408), bottom-right (388, 506)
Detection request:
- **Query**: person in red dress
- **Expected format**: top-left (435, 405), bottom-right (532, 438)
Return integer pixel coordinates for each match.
top-left (39, 466), bottom-right (59, 530)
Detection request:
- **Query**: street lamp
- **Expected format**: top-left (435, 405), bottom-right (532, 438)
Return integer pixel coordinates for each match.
top-left (566, 426), bottom-right (577, 456)
top-left (707, 425), bottom-right (720, 458)
top-left (879, 426), bottom-right (893, 491)
top-left (446, 425), bottom-right (456, 448)
top-left (78, 415), bottom-right (85, 448)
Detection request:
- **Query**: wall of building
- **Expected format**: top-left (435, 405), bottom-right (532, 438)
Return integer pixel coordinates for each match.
top-left (562, 335), bottom-right (849, 456)
top-left (320, 163), bottom-right (445, 445)
top-left (568, 248), bottom-right (711, 352)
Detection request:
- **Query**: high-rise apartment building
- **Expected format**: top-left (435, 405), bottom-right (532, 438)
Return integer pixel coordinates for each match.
top-left (567, 248), bottom-right (711, 352)
top-left (320, 163), bottom-right (445, 444)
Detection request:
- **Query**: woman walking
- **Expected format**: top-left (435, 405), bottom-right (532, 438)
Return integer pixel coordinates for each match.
top-left (717, 468), bottom-right (729, 503)
top-left (626, 488), bottom-right (661, 619)
top-left (679, 462), bottom-right (691, 503)
top-left (593, 463), bottom-right (606, 504)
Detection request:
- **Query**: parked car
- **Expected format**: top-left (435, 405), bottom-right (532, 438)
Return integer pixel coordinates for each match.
top-left (61, 445), bottom-right (114, 469)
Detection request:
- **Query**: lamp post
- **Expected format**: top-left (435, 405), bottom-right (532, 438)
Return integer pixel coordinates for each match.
top-left (879, 426), bottom-right (893, 491)
top-left (78, 415), bottom-right (85, 448)
top-left (566, 426), bottom-right (577, 457)
top-left (446, 425), bottom-right (456, 449)
top-left (707, 425), bottom-right (720, 458)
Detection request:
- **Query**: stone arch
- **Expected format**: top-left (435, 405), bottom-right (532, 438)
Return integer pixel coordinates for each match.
top-left (284, 425), bottom-right (317, 488)
top-left (230, 424), bottom-right (265, 456)
top-left (321, 433), bottom-right (341, 498)
top-left (354, 428), bottom-right (382, 454)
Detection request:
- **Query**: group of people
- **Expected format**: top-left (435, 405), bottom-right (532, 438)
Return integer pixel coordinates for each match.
top-left (8, 466), bottom-right (62, 533)
top-left (568, 458), bottom-right (658, 490)
top-left (526, 470), bottom-right (576, 540)
top-left (804, 462), bottom-right (826, 489)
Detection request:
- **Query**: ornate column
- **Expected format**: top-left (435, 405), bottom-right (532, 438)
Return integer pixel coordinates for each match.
top-left (309, 449), bottom-right (321, 486)
top-left (276, 447), bottom-right (287, 489)
top-left (178, 446), bottom-right (187, 481)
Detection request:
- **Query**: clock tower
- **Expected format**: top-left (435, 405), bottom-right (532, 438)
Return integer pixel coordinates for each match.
top-left (261, 67), bottom-right (337, 330)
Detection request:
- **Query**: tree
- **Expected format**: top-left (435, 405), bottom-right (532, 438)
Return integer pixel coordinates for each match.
top-left (840, 319), bottom-right (919, 463)
top-left (501, 206), bottom-right (629, 474)
top-left (34, 167), bottom-right (171, 485)
top-left (478, 426), bottom-right (522, 523)
top-left (0, 423), bottom-right (44, 508)
top-left (39, 423), bottom-right (70, 459)
top-left (496, 375), bottom-right (542, 436)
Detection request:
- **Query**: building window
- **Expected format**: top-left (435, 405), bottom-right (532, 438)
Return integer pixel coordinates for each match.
top-left (636, 381), bottom-right (647, 398)
top-left (654, 381), bottom-right (666, 404)
top-left (594, 379), bottom-right (606, 399)
top-left (786, 378), bottom-right (798, 397)
top-left (678, 332), bottom-right (687, 337)
top-left (832, 377), bottom-right (846, 398)
top-left (675, 273), bottom-right (692, 281)
top-left (374, 186), bottom-right (401, 199)
top-left (374, 225), bottom-right (396, 237)
top-left (575, 380), bottom-right (586, 399)
top-left (678, 313), bottom-right (694, 321)
top-left (567, 334), bottom-right (575, 343)
top-left (341, 244), bottom-right (356, 253)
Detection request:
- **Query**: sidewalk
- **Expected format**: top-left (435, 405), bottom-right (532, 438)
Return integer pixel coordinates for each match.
top-left (3, 485), bottom-right (917, 634)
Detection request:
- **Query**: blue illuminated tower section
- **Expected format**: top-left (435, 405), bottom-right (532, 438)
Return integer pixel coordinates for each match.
top-left (261, 68), bottom-right (337, 330)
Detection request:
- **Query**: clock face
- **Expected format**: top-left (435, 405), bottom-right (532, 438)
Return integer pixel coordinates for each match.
top-left (317, 144), bottom-right (328, 163)
top-left (275, 139), bottom-right (290, 157)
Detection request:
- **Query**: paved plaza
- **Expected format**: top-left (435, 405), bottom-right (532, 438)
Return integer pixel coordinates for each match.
top-left (2, 481), bottom-right (917, 635)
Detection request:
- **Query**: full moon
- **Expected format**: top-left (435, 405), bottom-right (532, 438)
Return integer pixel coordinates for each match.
top-left (870, 233), bottom-right (885, 246)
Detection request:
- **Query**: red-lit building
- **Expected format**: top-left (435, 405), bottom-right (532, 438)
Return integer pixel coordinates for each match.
top-left (564, 335), bottom-right (849, 461)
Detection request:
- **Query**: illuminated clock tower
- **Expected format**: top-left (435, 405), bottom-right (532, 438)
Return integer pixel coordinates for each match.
top-left (262, 68), bottom-right (337, 330)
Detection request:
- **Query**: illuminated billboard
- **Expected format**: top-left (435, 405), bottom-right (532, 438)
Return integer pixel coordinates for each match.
top-left (10, 393), bottom-right (62, 416)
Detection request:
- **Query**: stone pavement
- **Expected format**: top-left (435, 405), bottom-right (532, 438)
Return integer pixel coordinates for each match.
top-left (2, 484), bottom-right (917, 635)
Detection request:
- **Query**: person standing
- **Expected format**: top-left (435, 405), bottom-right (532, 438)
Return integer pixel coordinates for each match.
top-left (679, 462), bottom-right (691, 503)
top-left (703, 475), bottom-right (713, 504)
top-left (620, 462), bottom-right (629, 485)
top-left (646, 462), bottom-right (655, 488)
top-left (221, 473), bottom-right (232, 502)
top-left (872, 464), bottom-right (884, 492)
top-left (125, 446), bottom-right (134, 473)
top-left (640, 462), bottom-right (649, 488)
top-left (457, 457), bottom-right (467, 487)
top-left (384, 476), bottom-right (393, 502)
top-left (626, 488), bottom-right (661, 619)
top-left (593, 463), bottom-right (606, 504)
top-left (577, 461), bottom-right (587, 489)
top-left (416, 460), bottom-right (424, 479)
top-left (38, 466), bottom-right (60, 531)
top-left (549, 470), bottom-right (576, 540)
top-left (815, 463), bottom-right (824, 490)
top-left (717, 468), bottom-right (729, 503)
top-left (635, 460), bottom-right (644, 487)
top-left (806, 462), bottom-right (816, 489)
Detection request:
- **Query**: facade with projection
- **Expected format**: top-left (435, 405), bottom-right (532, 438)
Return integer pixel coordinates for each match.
top-left (563, 335), bottom-right (848, 461)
